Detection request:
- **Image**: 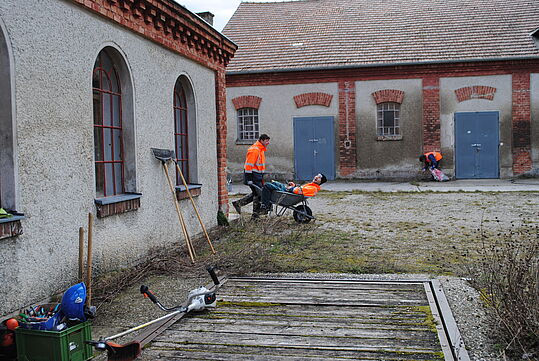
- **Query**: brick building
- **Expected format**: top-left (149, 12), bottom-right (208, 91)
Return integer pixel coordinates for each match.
top-left (0, 0), bottom-right (235, 315)
top-left (223, 0), bottom-right (539, 181)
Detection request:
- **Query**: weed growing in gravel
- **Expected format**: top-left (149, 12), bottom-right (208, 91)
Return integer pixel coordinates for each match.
top-left (464, 219), bottom-right (539, 359)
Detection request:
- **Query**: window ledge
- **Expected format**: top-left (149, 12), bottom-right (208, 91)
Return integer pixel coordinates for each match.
top-left (0, 212), bottom-right (24, 240)
top-left (95, 193), bottom-right (142, 218)
top-left (235, 139), bottom-right (256, 145)
top-left (376, 135), bottom-right (403, 141)
top-left (175, 184), bottom-right (202, 201)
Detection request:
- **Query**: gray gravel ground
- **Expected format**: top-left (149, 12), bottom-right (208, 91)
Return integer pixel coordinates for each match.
top-left (89, 188), bottom-right (539, 361)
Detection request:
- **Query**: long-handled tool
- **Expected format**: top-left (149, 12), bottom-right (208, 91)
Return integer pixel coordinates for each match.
top-left (151, 148), bottom-right (195, 263)
top-left (172, 160), bottom-right (216, 254)
top-left (86, 266), bottom-right (223, 361)
top-left (86, 212), bottom-right (94, 306)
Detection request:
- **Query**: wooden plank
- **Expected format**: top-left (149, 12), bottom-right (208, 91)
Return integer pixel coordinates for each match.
top-left (146, 343), bottom-right (444, 360)
top-left (165, 321), bottom-right (437, 341)
top-left (143, 278), bottom-right (445, 360)
top-left (183, 314), bottom-right (431, 330)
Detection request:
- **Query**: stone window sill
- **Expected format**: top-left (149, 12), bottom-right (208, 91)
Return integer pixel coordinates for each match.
top-left (175, 184), bottom-right (202, 201)
top-left (235, 139), bottom-right (256, 145)
top-left (95, 193), bottom-right (142, 218)
top-left (0, 213), bottom-right (24, 240)
top-left (376, 135), bottom-right (403, 141)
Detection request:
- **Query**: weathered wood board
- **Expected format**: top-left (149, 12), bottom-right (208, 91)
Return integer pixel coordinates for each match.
top-left (142, 278), bottom-right (446, 360)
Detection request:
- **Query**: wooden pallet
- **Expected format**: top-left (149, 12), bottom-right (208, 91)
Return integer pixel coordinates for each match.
top-left (141, 277), bottom-right (468, 360)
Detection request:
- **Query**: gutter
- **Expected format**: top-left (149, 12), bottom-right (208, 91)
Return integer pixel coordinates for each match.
top-left (226, 55), bottom-right (539, 75)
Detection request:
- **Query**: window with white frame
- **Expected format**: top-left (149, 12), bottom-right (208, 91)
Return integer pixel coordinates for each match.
top-left (377, 102), bottom-right (400, 136)
top-left (237, 107), bottom-right (259, 141)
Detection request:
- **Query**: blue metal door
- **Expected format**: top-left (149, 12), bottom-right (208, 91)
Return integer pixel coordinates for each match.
top-left (293, 117), bottom-right (335, 181)
top-left (455, 112), bottom-right (499, 178)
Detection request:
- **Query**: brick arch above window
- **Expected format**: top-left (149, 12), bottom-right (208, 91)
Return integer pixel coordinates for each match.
top-left (371, 89), bottom-right (405, 104)
top-left (232, 95), bottom-right (262, 110)
top-left (293, 92), bottom-right (333, 108)
top-left (455, 86), bottom-right (497, 102)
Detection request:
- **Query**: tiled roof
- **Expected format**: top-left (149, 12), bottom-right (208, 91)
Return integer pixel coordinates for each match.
top-left (223, 0), bottom-right (539, 73)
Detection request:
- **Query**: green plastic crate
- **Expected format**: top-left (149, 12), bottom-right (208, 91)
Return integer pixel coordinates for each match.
top-left (15, 321), bottom-right (93, 361)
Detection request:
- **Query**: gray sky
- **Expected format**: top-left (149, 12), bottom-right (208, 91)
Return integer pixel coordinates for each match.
top-left (175, 0), bottom-right (287, 32)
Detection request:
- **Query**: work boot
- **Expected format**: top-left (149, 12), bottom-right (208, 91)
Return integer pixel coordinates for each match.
top-left (232, 201), bottom-right (241, 214)
top-left (259, 204), bottom-right (271, 215)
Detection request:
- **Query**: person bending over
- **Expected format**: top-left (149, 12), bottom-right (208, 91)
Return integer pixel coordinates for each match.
top-left (419, 151), bottom-right (442, 170)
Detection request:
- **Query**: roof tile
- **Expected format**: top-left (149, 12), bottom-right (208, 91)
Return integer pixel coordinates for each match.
top-left (223, 0), bottom-right (539, 72)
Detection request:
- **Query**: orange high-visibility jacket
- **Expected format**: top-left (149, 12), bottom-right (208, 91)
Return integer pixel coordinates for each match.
top-left (424, 151), bottom-right (442, 162)
top-left (292, 182), bottom-right (321, 197)
top-left (244, 140), bottom-right (267, 174)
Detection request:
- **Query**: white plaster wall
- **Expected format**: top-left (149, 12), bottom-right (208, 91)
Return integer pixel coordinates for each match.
top-left (440, 75), bottom-right (512, 178)
top-left (0, 0), bottom-right (218, 315)
top-left (355, 79), bottom-right (423, 179)
top-left (531, 73), bottom-right (539, 174)
top-left (226, 83), bottom-right (338, 180)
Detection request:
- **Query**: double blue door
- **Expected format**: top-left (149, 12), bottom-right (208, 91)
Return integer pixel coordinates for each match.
top-left (293, 117), bottom-right (335, 181)
top-left (455, 111), bottom-right (499, 179)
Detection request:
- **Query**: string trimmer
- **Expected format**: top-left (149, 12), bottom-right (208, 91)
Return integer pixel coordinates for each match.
top-left (87, 266), bottom-right (223, 361)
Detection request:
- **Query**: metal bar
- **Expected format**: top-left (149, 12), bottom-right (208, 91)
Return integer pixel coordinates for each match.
top-left (430, 279), bottom-right (471, 361)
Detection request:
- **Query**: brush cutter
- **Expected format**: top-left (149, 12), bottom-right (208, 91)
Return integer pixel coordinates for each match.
top-left (86, 266), bottom-right (222, 361)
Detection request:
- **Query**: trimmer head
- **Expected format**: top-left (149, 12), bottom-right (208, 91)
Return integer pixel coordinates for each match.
top-left (106, 341), bottom-right (141, 361)
top-left (151, 148), bottom-right (174, 163)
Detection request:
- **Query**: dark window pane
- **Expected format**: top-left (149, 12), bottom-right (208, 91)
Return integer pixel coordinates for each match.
top-left (95, 163), bottom-right (104, 198)
top-left (93, 91), bottom-right (102, 126)
top-left (104, 128), bottom-right (112, 161)
top-left (114, 163), bottom-right (123, 194)
top-left (105, 163), bottom-right (114, 196)
top-left (94, 127), bottom-right (103, 161)
top-left (113, 129), bottom-right (122, 161)
top-left (383, 110), bottom-right (395, 127)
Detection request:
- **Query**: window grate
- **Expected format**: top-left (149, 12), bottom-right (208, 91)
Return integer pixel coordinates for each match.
top-left (377, 102), bottom-right (400, 136)
top-left (237, 107), bottom-right (259, 141)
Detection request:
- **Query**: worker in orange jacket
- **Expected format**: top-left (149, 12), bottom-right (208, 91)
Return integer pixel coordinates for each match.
top-left (419, 151), bottom-right (442, 170)
top-left (260, 173), bottom-right (327, 213)
top-left (232, 134), bottom-right (270, 217)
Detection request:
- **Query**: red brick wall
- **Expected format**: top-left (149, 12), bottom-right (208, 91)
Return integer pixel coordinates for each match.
top-left (371, 89), bottom-right (405, 104)
top-left (0, 220), bottom-right (23, 240)
top-left (294, 92), bottom-right (333, 108)
top-left (422, 77), bottom-right (441, 153)
top-left (231, 95), bottom-right (262, 110)
top-left (215, 69), bottom-right (229, 212)
top-left (512, 72), bottom-right (532, 174)
top-left (455, 85), bottom-right (497, 102)
top-left (338, 81), bottom-right (357, 176)
top-left (71, 0), bottom-right (236, 71)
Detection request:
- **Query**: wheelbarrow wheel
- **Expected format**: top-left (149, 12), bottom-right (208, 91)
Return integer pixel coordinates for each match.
top-left (293, 205), bottom-right (312, 223)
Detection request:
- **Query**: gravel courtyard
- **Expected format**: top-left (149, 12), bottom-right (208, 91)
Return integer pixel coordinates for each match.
top-left (91, 188), bottom-right (539, 361)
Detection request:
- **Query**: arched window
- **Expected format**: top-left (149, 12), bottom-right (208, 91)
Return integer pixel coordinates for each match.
top-left (0, 19), bottom-right (16, 211)
top-left (237, 107), bottom-right (259, 141)
top-left (174, 81), bottom-right (189, 184)
top-left (377, 102), bottom-right (400, 136)
top-left (93, 50), bottom-right (125, 197)
top-left (173, 76), bottom-right (197, 186)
